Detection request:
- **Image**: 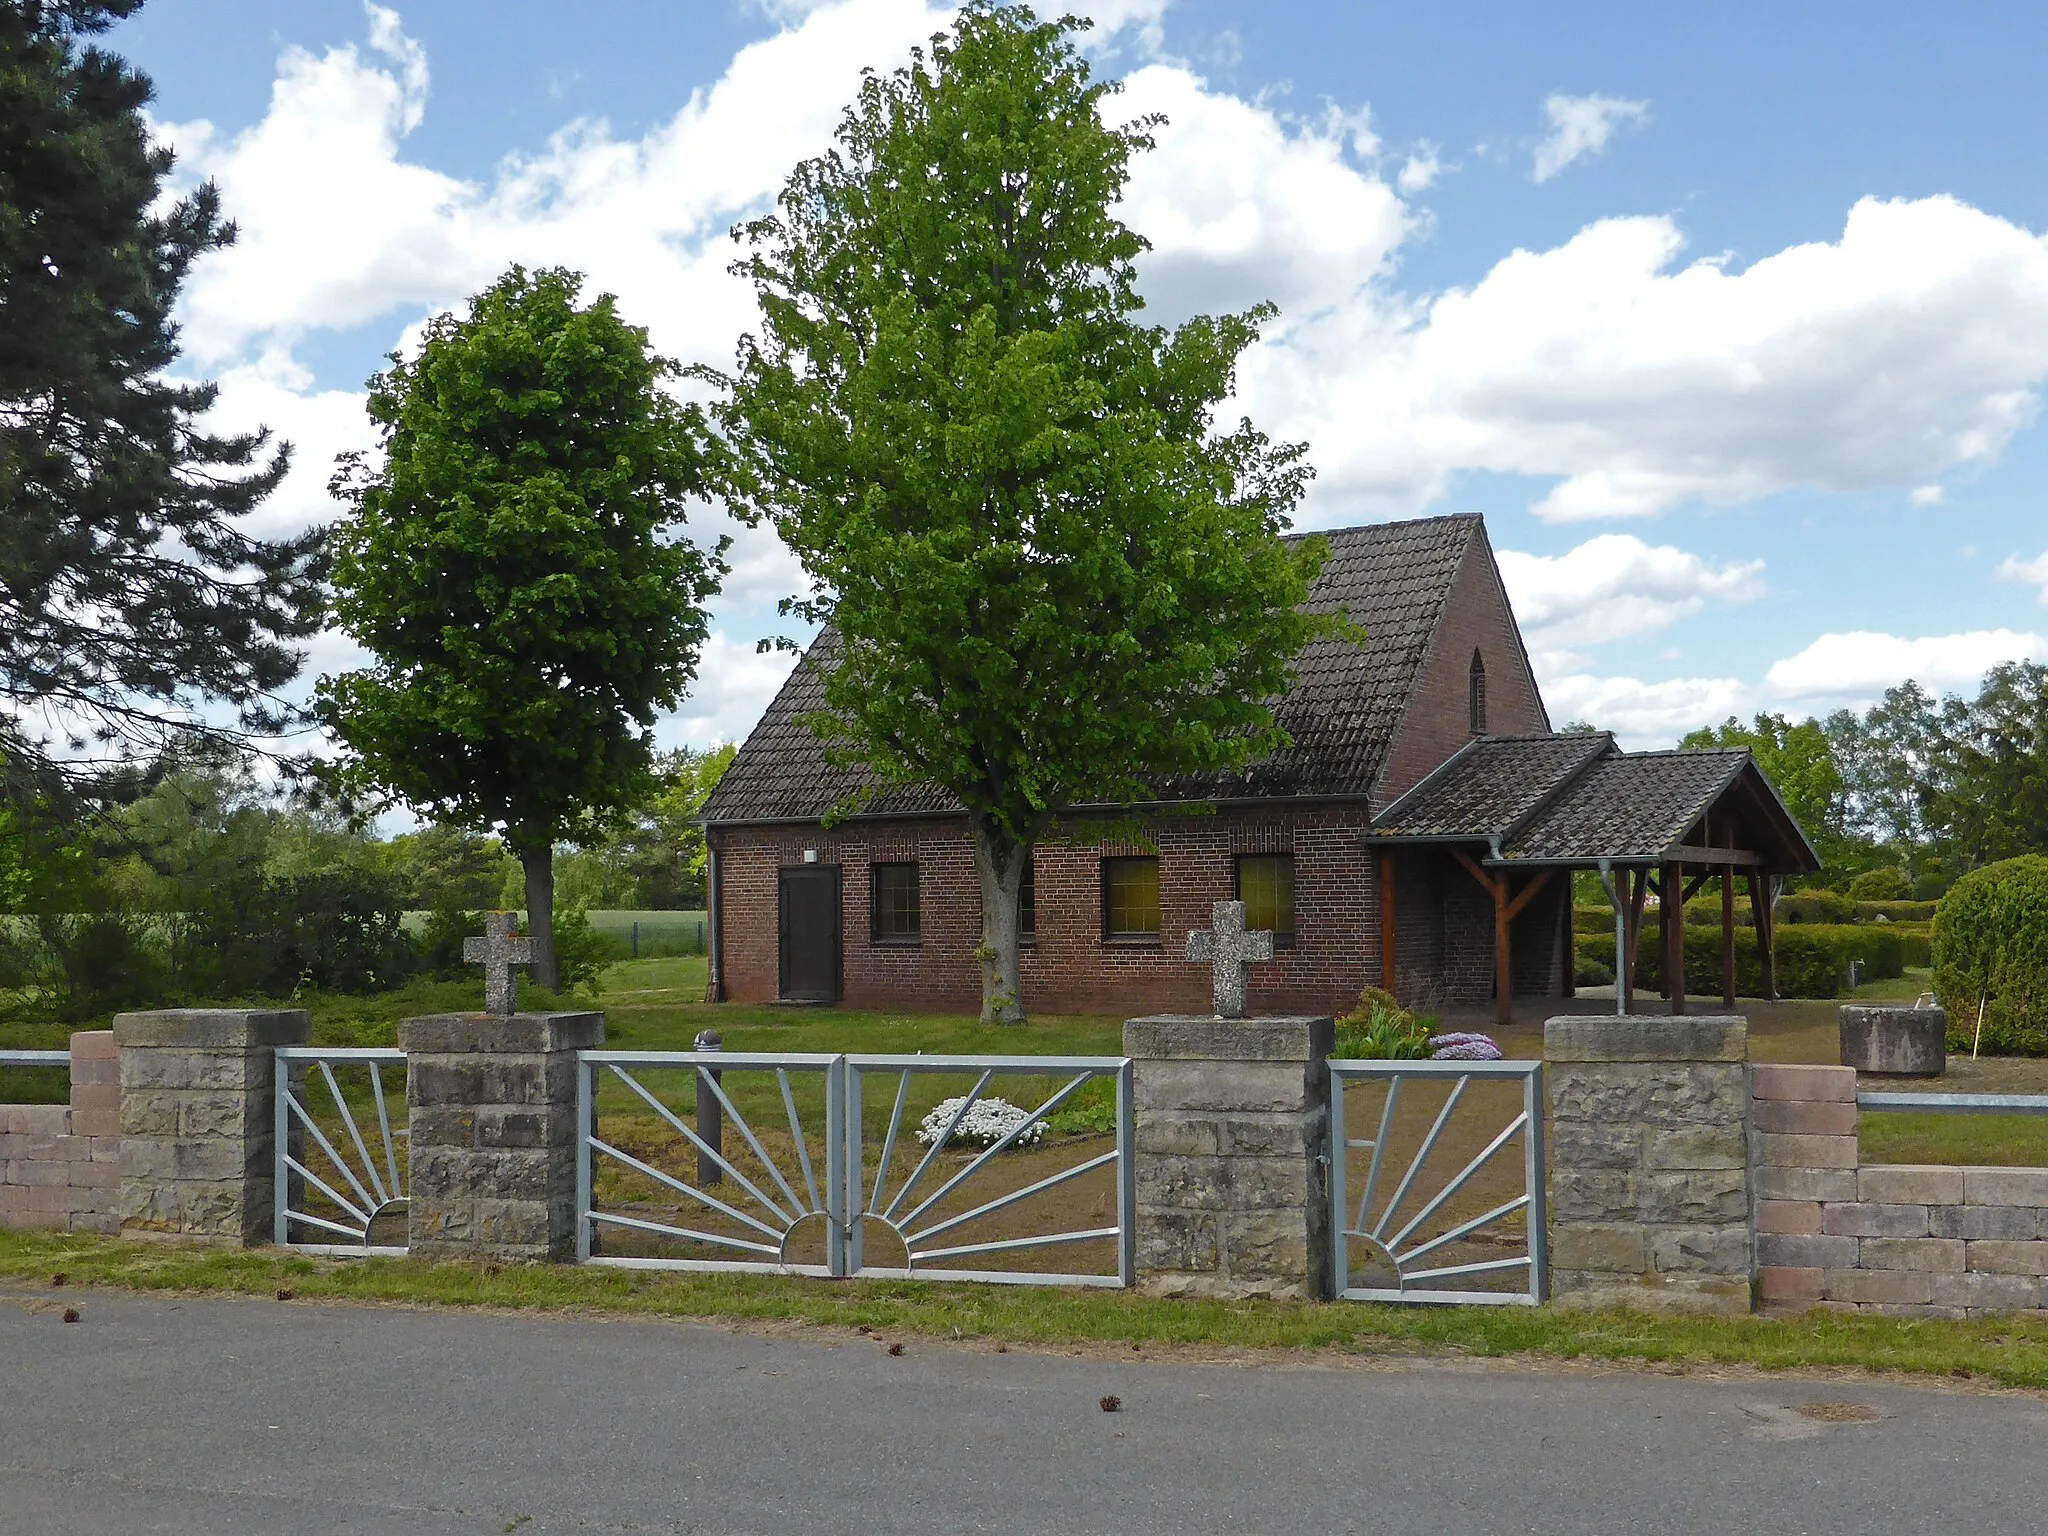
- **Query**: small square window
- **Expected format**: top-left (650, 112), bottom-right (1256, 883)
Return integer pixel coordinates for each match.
top-left (1236, 854), bottom-right (1296, 947)
top-left (871, 863), bottom-right (920, 945)
top-left (1102, 857), bottom-right (1161, 942)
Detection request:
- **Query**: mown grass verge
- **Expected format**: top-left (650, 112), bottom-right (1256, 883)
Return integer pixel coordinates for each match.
top-left (6, 1230), bottom-right (2048, 1390)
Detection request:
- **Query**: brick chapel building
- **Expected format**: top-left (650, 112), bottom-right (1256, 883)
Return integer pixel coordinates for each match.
top-left (699, 513), bottom-right (1818, 1021)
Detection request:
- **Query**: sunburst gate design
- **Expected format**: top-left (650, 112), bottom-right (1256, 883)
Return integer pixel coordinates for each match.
top-left (273, 1048), bottom-right (410, 1254)
top-left (575, 1052), bottom-right (1134, 1286)
top-left (1330, 1059), bottom-right (1548, 1305)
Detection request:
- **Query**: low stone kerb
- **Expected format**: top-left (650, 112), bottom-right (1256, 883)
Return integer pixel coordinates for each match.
top-left (1544, 1015), bottom-right (1746, 1063)
top-left (112, 1008), bottom-right (309, 1051)
top-left (397, 1012), bottom-right (605, 1056)
top-left (1122, 1015), bottom-right (1333, 1063)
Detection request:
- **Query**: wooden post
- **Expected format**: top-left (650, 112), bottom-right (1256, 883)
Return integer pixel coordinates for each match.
top-left (1451, 854), bottom-right (1551, 1030)
top-left (1653, 869), bottom-right (1668, 1000)
top-left (1720, 868), bottom-right (1736, 1007)
top-left (1664, 860), bottom-right (1687, 1016)
top-left (1378, 853), bottom-right (1397, 995)
top-left (1747, 872), bottom-right (1777, 1002)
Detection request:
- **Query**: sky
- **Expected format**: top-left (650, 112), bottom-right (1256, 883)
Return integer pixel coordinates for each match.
top-left (107, 0), bottom-right (2048, 752)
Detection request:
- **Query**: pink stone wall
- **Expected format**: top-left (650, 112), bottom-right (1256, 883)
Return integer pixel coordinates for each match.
top-left (1753, 1064), bottom-right (2048, 1316)
top-left (0, 1031), bottom-right (121, 1235)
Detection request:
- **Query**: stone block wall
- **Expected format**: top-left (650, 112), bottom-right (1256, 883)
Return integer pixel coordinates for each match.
top-left (1125, 1014), bottom-right (1334, 1300)
top-left (1545, 1014), bottom-right (1753, 1313)
top-left (1754, 1064), bottom-right (2048, 1316)
top-left (114, 1009), bottom-right (308, 1243)
top-left (401, 1011), bottom-right (603, 1263)
top-left (0, 1031), bottom-right (120, 1235)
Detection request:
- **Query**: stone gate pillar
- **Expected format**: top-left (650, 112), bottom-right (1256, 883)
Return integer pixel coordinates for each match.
top-left (399, 1011), bottom-right (603, 1263)
top-left (112, 1008), bottom-right (309, 1243)
top-left (1544, 1013), bottom-right (1753, 1313)
top-left (1123, 1014), bottom-right (1335, 1300)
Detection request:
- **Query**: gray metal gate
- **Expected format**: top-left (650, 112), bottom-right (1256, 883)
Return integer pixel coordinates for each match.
top-left (273, 1047), bottom-right (410, 1255)
top-left (1329, 1058), bottom-right (1547, 1305)
top-left (576, 1050), bottom-right (1133, 1286)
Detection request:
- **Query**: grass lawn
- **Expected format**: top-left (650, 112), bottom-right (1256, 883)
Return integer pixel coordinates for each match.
top-left (5, 1228), bottom-right (2048, 1390)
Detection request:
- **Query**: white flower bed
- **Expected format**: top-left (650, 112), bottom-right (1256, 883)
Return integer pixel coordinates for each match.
top-left (915, 1095), bottom-right (1044, 1150)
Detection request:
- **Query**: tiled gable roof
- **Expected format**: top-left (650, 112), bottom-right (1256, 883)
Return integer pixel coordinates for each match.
top-left (1372, 732), bottom-right (1614, 840)
top-left (702, 514), bottom-right (1484, 825)
top-left (1368, 734), bottom-right (1819, 871)
top-left (1499, 748), bottom-right (1753, 863)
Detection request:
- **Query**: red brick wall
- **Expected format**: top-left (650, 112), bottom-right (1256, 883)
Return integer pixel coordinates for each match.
top-left (0, 1031), bottom-right (119, 1235)
top-left (1374, 527), bottom-right (1549, 809)
top-left (713, 805), bottom-right (1386, 1017)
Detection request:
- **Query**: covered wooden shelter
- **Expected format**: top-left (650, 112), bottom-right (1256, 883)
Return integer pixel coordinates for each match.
top-left (1368, 732), bottom-right (1823, 1024)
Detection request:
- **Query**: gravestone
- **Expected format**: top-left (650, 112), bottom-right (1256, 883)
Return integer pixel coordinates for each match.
top-left (1185, 900), bottom-right (1275, 1018)
top-left (1839, 1004), bottom-right (1945, 1076)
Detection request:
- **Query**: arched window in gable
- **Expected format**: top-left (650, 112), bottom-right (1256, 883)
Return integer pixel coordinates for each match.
top-left (1469, 651), bottom-right (1487, 735)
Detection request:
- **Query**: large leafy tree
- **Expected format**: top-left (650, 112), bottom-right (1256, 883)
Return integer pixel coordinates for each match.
top-left (319, 267), bottom-right (724, 989)
top-left (1923, 661), bottom-right (2048, 867)
top-left (713, 3), bottom-right (1335, 1024)
top-left (1682, 712), bottom-right (1847, 851)
top-left (1, 1), bottom-right (322, 797)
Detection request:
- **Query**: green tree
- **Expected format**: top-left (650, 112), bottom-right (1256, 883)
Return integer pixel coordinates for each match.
top-left (1924, 661), bottom-right (2048, 867)
top-left (319, 267), bottom-right (725, 988)
top-left (1, 2), bottom-right (323, 799)
top-left (712, 4), bottom-right (1336, 1023)
top-left (1682, 712), bottom-right (1848, 859)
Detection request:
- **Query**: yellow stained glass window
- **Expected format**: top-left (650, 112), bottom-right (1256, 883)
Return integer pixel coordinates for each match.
top-left (1237, 854), bottom-right (1295, 945)
top-left (1102, 857), bottom-right (1160, 940)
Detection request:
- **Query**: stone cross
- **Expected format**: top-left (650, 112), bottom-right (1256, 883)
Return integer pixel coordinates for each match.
top-left (463, 911), bottom-right (535, 1016)
top-left (1185, 899), bottom-right (1275, 1019)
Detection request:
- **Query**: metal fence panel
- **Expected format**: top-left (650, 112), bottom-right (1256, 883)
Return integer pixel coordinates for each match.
top-left (574, 1050), bottom-right (1132, 1287)
top-left (1329, 1059), bottom-right (1546, 1306)
top-left (273, 1047), bottom-right (409, 1256)
top-left (578, 1050), bottom-right (845, 1276)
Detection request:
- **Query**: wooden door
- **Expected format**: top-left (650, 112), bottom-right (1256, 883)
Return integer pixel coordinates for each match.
top-left (778, 865), bottom-right (841, 1003)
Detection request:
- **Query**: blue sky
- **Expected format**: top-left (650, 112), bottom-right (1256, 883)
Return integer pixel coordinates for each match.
top-left (112, 1), bottom-right (2048, 748)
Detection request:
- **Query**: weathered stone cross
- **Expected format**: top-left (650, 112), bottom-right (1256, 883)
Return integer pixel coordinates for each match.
top-left (464, 911), bottom-right (534, 1016)
top-left (1185, 899), bottom-right (1274, 1019)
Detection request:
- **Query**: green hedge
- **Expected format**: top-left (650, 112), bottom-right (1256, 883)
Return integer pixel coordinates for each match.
top-left (1576, 898), bottom-right (1939, 933)
top-left (1932, 856), bottom-right (2048, 1057)
top-left (1576, 923), bottom-right (1906, 1000)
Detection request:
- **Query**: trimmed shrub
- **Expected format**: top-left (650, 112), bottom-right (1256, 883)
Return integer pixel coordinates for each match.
top-left (1777, 891), bottom-right (1860, 925)
top-left (1576, 922), bottom-right (1903, 1000)
top-left (1848, 866), bottom-right (1914, 901)
top-left (1931, 855), bottom-right (2048, 1056)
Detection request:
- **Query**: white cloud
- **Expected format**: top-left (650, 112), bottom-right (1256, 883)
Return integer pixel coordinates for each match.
top-left (156, 4), bottom-right (2048, 755)
top-left (1539, 670), bottom-right (1749, 748)
top-left (658, 631), bottom-right (802, 749)
top-left (1260, 196), bottom-right (2048, 523)
top-left (1531, 92), bottom-right (1648, 182)
top-left (1396, 147), bottom-right (1442, 194)
top-left (1497, 534), bottom-right (1764, 650)
top-left (1765, 628), bottom-right (2045, 703)
top-left (1910, 483), bottom-right (1946, 506)
top-left (1116, 66), bottom-right (1408, 326)
top-left (1997, 550), bottom-right (2048, 601)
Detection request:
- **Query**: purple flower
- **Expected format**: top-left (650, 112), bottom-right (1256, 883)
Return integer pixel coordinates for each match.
top-left (1428, 1032), bottom-right (1503, 1061)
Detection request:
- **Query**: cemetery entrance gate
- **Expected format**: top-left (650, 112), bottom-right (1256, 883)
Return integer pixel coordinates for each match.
top-left (575, 1049), bottom-right (1135, 1287)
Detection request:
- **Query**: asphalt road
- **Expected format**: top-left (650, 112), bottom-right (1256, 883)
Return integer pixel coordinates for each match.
top-left (3, 1289), bottom-right (2046, 1535)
